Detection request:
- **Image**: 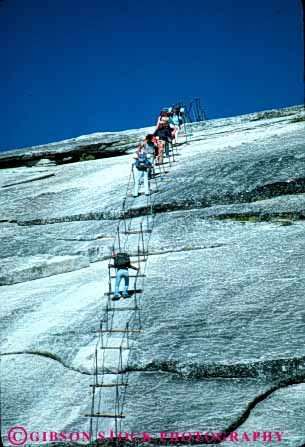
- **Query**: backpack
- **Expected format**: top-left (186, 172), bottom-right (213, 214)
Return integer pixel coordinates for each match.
top-left (114, 252), bottom-right (130, 269)
top-left (135, 151), bottom-right (151, 171)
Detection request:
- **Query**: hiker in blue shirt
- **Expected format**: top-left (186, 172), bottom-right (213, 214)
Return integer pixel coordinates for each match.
top-left (169, 109), bottom-right (180, 142)
top-left (170, 109), bottom-right (180, 127)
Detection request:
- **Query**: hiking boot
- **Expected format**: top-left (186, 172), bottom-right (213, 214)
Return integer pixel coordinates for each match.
top-left (112, 295), bottom-right (120, 301)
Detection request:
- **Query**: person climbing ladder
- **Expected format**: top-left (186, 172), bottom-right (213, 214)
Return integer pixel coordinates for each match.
top-left (108, 252), bottom-right (139, 300)
top-left (133, 144), bottom-right (152, 197)
top-left (153, 122), bottom-right (172, 162)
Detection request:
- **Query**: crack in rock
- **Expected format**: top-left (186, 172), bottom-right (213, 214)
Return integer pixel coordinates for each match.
top-left (213, 211), bottom-right (305, 223)
top-left (52, 236), bottom-right (113, 242)
top-left (7, 210), bottom-right (122, 226)
top-left (144, 243), bottom-right (231, 257)
top-left (1, 350), bottom-right (92, 376)
top-left (251, 178), bottom-right (305, 200)
top-left (1, 173), bottom-right (55, 188)
top-left (5, 350), bottom-right (305, 381)
top-left (5, 206), bottom-right (305, 227)
top-left (127, 356), bottom-right (305, 380)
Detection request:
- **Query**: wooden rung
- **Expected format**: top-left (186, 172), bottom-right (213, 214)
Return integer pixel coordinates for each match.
top-left (96, 329), bottom-right (142, 333)
top-left (90, 383), bottom-right (128, 388)
top-left (123, 230), bottom-right (152, 234)
top-left (127, 191), bottom-right (158, 197)
top-left (103, 307), bottom-right (142, 312)
top-left (151, 171), bottom-right (169, 176)
top-left (111, 274), bottom-right (146, 278)
top-left (100, 346), bottom-right (129, 350)
top-left (130, 254), bottom-right (147, 259)
top-left (104, 289), bottom-right (143, 296)
top-left (84, 413), bottom-right (125, 418)
top-left (106, 256), bottom-right (147, 262)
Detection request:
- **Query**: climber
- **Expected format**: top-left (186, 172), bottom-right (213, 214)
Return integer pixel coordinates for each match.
top-left (143, 134), bottom-right (157, 159)
top-left (143, 134), bottom-right (158, 178)
top-left (169, 109), bottom-right (180, 142)
top-left (156, 109), bottom-right (171, 127)
top-left (133, 144), bottom-right (152, 197)
top-left (153, 122), bottom-right (172, 163)
top-left (109, 252), bottom-right (139, 300)
top-left (170, 109), bottom-right (180, 125)
top-left (160, 117), bottom-right (175, 156)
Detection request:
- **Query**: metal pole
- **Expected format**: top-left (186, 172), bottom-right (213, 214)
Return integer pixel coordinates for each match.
top-left (117, 227), bottom-right (121, 252)
top-left (140, 222), bottom-right (145, 256)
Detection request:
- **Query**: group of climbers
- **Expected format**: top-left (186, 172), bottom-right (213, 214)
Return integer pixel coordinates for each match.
top-left (109, 106), bottom-right (184, 300)
top-left (133, 107), bottom-right (184, 198)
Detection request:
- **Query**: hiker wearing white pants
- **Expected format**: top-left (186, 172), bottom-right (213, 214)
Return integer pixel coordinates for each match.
top-left (133, 145), bottom-right (152, 197)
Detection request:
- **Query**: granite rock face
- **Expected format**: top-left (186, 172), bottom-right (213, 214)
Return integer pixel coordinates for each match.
top-left (1, 105), bottom-right (305, 447)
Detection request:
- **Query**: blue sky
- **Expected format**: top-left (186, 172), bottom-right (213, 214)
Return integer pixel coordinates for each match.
top-left (0, 0), bottom-right (303, 151)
